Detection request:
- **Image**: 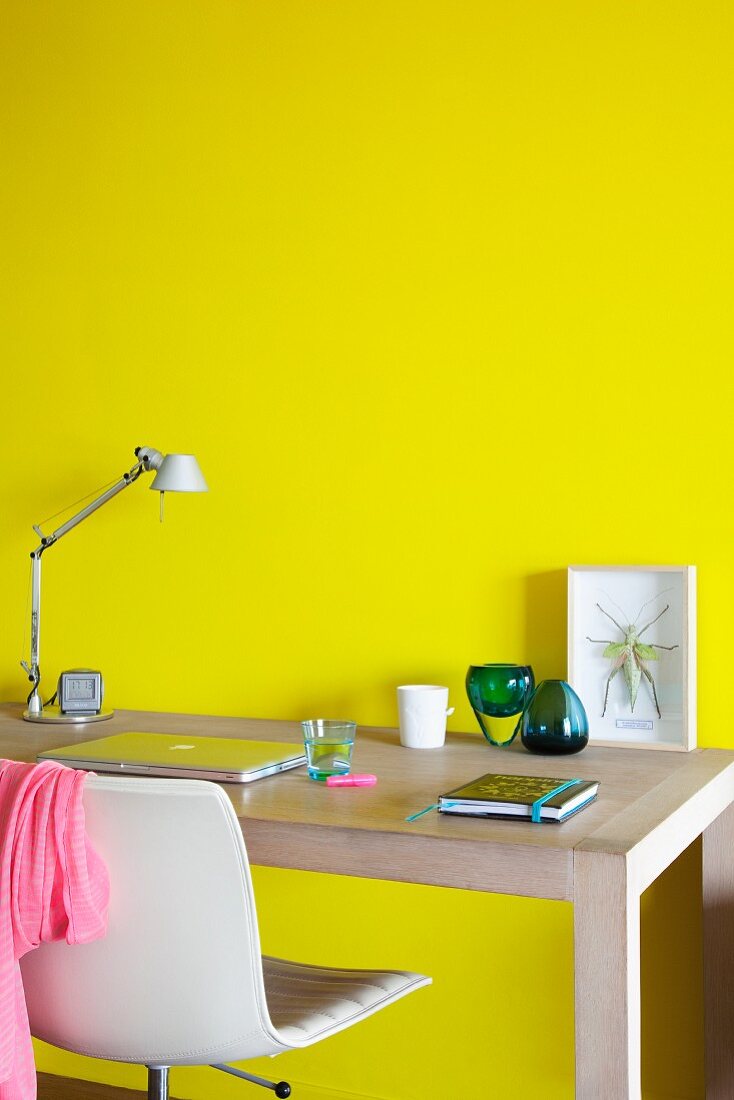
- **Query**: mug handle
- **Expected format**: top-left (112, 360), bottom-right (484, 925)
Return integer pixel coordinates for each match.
top-left (446, 707), bottom-right (455, 717)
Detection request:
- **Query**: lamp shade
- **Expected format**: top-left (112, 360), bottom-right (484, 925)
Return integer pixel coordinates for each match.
top-left (150, 454), bottom-right (208, 493)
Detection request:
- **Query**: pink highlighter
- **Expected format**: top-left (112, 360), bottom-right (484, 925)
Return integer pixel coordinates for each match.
top-left (326, 773), bottom-right (377, 788)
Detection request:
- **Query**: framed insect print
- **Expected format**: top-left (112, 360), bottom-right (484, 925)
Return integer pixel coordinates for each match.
top-left (567, 565), bottom-right (696, 751)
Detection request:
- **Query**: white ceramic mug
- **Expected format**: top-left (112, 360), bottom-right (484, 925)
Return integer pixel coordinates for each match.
top-left (397, 685), bottom-right (455, 749)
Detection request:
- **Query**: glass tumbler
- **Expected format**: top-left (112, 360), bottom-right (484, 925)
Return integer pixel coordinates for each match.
top-left (301, 719), bottom-right (356, 780)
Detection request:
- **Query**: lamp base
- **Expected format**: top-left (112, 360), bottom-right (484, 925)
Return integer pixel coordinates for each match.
top-left (23, 705), bottom-right (114, 724)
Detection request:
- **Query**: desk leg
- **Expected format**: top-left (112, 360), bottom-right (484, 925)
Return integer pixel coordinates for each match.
top-left (703, 803), bottom-right (734, 1097)
top-left (574, 850), bottom-right (641, 1100)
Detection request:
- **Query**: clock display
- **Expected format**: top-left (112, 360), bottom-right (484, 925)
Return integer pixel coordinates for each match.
top-left (67, 678), bottom-right (95, 700)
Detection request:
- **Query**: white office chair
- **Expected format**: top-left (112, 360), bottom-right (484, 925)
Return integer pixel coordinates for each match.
top-left (20, 775), bottom-right (430, 1100)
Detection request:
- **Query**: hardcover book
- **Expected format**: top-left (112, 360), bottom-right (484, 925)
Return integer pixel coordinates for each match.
top-left (438, 772), bottom-right (599, 823)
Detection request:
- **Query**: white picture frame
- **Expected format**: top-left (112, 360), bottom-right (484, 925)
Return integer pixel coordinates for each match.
top-left (567, 565), bottom-right (696, 751)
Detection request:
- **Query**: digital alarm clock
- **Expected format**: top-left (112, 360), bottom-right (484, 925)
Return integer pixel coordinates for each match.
top-left (58, 670), bottom-right (104, 715)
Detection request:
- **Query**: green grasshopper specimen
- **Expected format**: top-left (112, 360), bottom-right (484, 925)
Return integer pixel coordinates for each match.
top-left (587, 598), bottom-right (679, 719)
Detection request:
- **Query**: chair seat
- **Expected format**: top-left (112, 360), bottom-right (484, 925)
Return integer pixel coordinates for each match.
top-left (262, 956), bottom-right (430, 1047)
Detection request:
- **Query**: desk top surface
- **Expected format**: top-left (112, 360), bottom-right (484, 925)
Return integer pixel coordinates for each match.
top-left (2, 703), bottom-right (732, 901)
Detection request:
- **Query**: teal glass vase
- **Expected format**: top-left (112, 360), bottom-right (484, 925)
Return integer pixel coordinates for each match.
top-left (521, 680), bottom-right (589, 755)
top-left (466, 664), bottom-right (535, 747)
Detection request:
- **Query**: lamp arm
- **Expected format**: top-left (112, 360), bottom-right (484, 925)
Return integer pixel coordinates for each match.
top-left (22, 458), bottom-right (147, 716)
top-left (34, 460), bottom-right (145, 552)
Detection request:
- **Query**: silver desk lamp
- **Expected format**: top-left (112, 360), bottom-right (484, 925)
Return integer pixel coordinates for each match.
top-left (22, 445), bottom-right (208, 724)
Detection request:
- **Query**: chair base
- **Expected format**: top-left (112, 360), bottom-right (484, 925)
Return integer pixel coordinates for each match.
top-left (147, 1064), bottom-right (291, 1099)
top-left (213, 1062), bottom-right (291, 1096)
top-left (147, 1067), bottom-right (169, 1100)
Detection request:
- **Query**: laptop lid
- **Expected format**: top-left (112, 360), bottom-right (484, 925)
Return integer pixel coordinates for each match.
top-left (37, 731), bottom-right (307, 783)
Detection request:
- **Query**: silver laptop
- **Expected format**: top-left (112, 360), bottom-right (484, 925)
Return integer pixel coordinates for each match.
top-left (37, 731), bottom-right (307, 783)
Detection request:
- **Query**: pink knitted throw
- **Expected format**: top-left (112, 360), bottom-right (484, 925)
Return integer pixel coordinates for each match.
top-left (0, 760), bottom-right (109, 1100)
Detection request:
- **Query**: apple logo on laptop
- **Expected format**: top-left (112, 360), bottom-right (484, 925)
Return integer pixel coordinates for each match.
top-left (170, 744), bottom-right (196, 751)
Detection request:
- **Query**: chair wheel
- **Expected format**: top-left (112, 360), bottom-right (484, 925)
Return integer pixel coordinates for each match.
top-left (275, 1084), bottom-right (291, 1099)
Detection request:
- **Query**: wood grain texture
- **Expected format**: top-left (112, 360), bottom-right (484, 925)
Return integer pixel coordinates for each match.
top-left (574, 850), bottom-right (640, 1100)
top-left (241, 817), bottom-right (574, 899)
top-left (578, 752), bottom-right (734, 892)
top-left (37, 1073), bottom-right (146, 1099)
top-left (2, 703), bottom-right (732, 900)
top-left (703, 801), bottom-right (734, 1098)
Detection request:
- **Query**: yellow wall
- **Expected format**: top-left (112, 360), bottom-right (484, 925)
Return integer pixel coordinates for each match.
top-left (1, 1), bottom-right (732, 1097)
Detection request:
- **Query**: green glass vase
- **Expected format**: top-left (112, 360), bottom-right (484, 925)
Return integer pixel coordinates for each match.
top-left (465, 664), bottom-right (535, 747)
top-left (521, 679), bottom-right (589, 755)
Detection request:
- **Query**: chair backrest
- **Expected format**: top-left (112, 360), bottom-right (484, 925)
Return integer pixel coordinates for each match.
top-left (20, 775), bottom-right (283, 1066)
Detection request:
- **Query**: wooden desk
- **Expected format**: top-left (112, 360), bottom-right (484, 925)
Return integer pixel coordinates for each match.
top-left (3, 703), bottom-right (733, 1099)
